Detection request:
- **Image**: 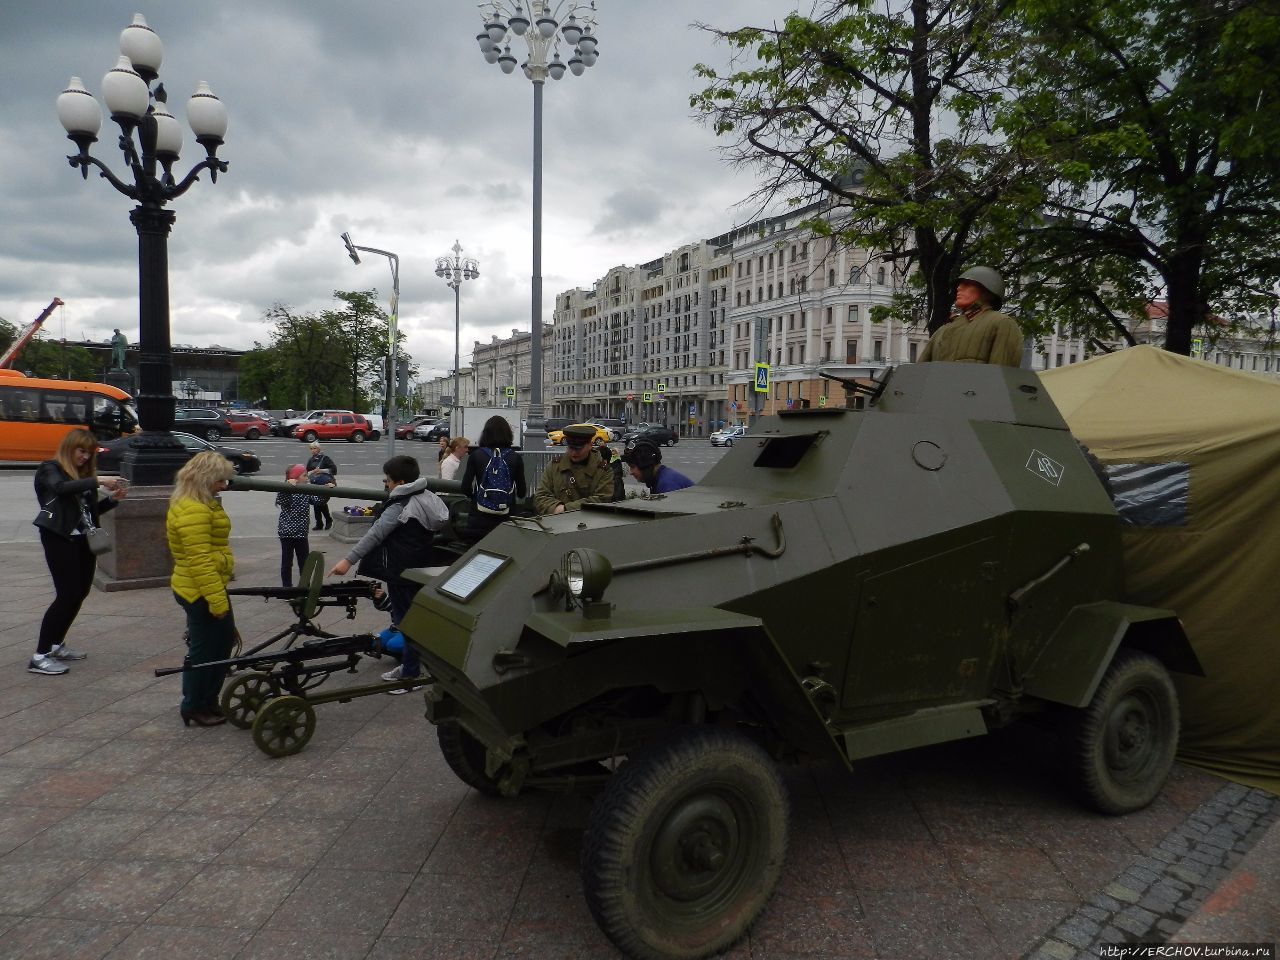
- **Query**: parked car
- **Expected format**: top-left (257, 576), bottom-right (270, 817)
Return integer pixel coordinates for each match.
top-left (225, 412), bottom-right (269, 440)
top-left (547, 424), bottom-right (611, 446)
top-left (397, 415), bottom-right (436, 440)
top-left (414, 421), bottom-right (450, 443)
top-left (585, 418), bottom-right (626, 441)
top-left (623, 424), bottom-right (678, 448)
top-left (361, 413), bottom-right (384, 439)
top-left (541, 417), bottom-right (575, 437)
top-left (293, 413), bottom-right (373, 443)
top-left (173, 407), bottom-right (232, 442)
top-left (97, 431), bottom-right (261, 475)
top-left (274, 409), bottom-right (354, 437)
top-left (710, 425), bottom-right (747, 447)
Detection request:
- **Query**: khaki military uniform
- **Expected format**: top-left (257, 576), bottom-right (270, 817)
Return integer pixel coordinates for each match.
top-left (534, 452), bottom-right (616, 515)
top-left (919, 308), bottom-right (1023, 367)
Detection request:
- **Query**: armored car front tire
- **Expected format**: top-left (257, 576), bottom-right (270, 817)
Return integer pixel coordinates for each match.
top-left (581, 727), bottom-right (788, 960)
top-left (437, 723), bottom-right (506, 797)
top-left (1072, 650), bottom-right (1179, 815)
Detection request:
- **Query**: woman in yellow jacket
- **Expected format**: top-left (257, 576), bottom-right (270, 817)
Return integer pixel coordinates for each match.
top-left (167, 451), bottom-right (236, 727)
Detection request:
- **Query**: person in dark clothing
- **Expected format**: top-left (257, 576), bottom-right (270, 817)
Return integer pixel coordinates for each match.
top-left (304, 441), bottom-right (338, 530)
top-left (328, 455), bottom-right (448, 692)
top-left (459, 415), bottom-right (528, 540)
top-left (30, 429), bottom-right (128, 675)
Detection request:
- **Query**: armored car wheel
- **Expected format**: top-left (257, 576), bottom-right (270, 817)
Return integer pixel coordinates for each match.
top-left (1072, 650), bottom-right (1179, 814)
top-left (220, 671), bottom-right (276, 729)
top-left (581, 727), bottom-right (788, 960)
top-left (437, 723), bottom-right (505, 797)
top-left (251, 695), bottom-right (316, 758)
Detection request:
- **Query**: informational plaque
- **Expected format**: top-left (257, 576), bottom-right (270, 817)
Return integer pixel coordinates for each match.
top-left (438, 552), bottom-right (508, 601)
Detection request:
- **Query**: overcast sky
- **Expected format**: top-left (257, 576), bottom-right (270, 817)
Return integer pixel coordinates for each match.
top-left (0, 1), bottom-right (804, 380)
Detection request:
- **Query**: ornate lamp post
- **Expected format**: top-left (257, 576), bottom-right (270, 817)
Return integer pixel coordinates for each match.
top-left (475, 0), bottom-right (600, 449)
top-left (435, 241), bottom-right (480, 419)
top-left (56, 14), bottom-right (228, 484)
top-left (341, 232), bottom-right (400, 456)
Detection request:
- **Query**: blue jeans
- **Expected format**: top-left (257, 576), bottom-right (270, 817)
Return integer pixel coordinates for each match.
top-left (388, 582), bottom-right (421, 678)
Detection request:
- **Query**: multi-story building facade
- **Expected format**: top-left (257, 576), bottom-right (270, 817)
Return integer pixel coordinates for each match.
top-left (471, 324), bottom-right (554, 410)
top-left (1131, 302), bottom-right (1279, 378)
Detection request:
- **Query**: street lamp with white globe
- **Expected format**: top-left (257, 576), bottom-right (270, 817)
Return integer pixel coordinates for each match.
top-left (436, 242), bottom-right (480, 418)
top-left (56, 13), bottom-right (229, 483)
top-left (475, 1), bottom-right (600, 450)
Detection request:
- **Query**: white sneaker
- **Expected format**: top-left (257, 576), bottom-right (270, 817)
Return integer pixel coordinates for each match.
top-left (28, 654), bottom-right (69, 676)
top-left (387, 681), bottom-right (424, 696)
top-left (49, 644), bottom-right (87, 661)
top-left (380, 666), bottom-right (404, 682)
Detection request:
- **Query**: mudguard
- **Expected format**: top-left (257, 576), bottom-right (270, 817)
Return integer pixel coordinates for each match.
top-left (1023, 601), bottom-right (1203, 708)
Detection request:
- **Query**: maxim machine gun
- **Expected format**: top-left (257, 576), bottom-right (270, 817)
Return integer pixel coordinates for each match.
top-left (392, 361), bottom-right (1202, 960)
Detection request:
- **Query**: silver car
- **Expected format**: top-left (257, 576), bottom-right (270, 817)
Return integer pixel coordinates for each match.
top-left (709, 425), bottom-right (747, 447)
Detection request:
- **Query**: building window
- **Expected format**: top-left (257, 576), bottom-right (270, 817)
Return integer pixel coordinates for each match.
top-left (823, 340), bottom-right (831, 360)
top-left (787, 346), bottom-right (793, 364)
top-left (828, 269), bottom-right (835, 287)
top-left (909, 342), bottom-right (918, 362)
top-left (846, 340), bottom-right (858, 363)
top-left (873, 339), bottom-right (883, 361)
top-left (876, 267), bottom-right (886, 285)
top-left (826, 306), bottom-right (832, 325)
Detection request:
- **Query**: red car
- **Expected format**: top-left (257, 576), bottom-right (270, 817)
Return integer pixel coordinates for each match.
top-left (226, 412), bottom-right (269, 440)
top-left (396, 415), bottom-right (436, 440)
top-left (293, 413), bottom-right (373, 443)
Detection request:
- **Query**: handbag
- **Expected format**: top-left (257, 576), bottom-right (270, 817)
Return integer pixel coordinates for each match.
top-left (85, 526), bottom-right (114, 556)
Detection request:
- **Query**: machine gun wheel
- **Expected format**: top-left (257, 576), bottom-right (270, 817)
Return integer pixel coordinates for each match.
top-left (251, 695), bottom-right (317, 758)
top-left (1071, 650), bottom-right (1179, 815)
top-left (581, 726), bottom-right (789, 960)
top-left (438, 723), bottom-right (506, 797)
top-left (220, 672), bottom-right (277, 730)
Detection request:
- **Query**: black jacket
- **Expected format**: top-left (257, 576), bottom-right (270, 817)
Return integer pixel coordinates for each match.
top-left (33, 461), bottom-right (117, 539)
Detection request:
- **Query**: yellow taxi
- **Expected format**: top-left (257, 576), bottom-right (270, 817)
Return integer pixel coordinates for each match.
top-left (546, 423), bottom-right (611, 446)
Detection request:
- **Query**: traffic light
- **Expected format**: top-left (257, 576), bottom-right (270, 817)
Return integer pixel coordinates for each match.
top-left (341, 232), bottom-right (361, 265)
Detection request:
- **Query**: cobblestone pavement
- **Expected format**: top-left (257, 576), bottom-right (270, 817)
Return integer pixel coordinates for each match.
top-left (1, 538), bottom-right (1275, 960)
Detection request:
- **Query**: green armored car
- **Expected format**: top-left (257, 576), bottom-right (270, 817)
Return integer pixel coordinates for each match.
top-left (398, 361), bottom-right (1202, 960)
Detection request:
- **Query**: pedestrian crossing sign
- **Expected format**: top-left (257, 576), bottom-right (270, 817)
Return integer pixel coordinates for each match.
top-left (504, 386), bottom-right (515, 398)
top-left (643, 391), bottom-right (653, 403)
top-left (656, 381), bottom-right (666, 393)
top-left (753, 363), bottom-right (770, 394)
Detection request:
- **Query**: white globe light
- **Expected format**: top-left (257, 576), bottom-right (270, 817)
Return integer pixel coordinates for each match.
top-left (56, 77), bottom-right (102, 138)
top-left (152, 100), bottom-right (183, 157)
top-left (119, 13), bottom-right (163, 77)
top-left (187, 81), bottom-right (228, 140)
top-left (102, 56), bottom-right (149, 120)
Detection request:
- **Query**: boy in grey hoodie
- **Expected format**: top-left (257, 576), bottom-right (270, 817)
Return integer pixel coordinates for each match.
top-left (328, 455), bottom-right (448, 686)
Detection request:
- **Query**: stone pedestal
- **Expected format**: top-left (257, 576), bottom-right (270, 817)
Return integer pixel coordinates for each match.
top-left (105, 368), bottom-right (135, 394)
top-left (329, 513), bottom-right (374, 544)
top-left (93, 485), bottom-right (174, 592)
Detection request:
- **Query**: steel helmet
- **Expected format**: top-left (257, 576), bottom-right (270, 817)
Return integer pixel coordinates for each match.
top-left (956, 266), bottom-right (1005, 302)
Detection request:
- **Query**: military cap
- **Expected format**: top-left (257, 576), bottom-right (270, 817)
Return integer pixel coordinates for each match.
top-left (563, 424), bottom-right (598, 446)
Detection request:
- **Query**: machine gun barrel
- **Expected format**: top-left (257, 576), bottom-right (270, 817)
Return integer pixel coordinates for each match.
top-left (153, 632), bottom-right (377, 677)
top-left (226, 475), bottom-right (463, 498)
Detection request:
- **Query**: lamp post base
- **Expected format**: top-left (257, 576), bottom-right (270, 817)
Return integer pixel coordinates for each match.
top-left (117, 431), bottom-right (191, 486)
top-left (91, 484), bottom-right (175, 591)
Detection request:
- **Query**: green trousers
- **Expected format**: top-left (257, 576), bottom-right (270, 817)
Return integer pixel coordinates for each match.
top-left (175, 593), bottom-right (236, 714)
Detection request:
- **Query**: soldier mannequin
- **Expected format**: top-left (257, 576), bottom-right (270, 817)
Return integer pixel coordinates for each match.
top-left (918, 267), bottom-right (1023, 368)
top-left (534, 424), bottom-right (614, 515)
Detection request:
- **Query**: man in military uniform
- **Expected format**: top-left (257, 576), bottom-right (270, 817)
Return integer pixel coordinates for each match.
top-left (918, 267), bottom-right (1023, 368)
top-left (534, 424), bottom-right (615, 515)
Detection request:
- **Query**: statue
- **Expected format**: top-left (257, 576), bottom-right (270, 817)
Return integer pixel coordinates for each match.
top-left (110, 329), bottom-right (128, 370)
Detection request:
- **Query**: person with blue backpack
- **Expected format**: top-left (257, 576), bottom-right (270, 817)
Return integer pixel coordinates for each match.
top-left (459, 415), bottom-right (527, 540)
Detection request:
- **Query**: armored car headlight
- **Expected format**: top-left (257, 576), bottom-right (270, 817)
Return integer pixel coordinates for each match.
top-left (559, 547), bottom-right (612, 602)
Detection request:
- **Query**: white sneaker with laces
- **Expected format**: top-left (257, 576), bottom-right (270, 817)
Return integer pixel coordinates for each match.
top-left (380, 666), bottom-right (403, 682)
top-left (28, 654), bottom-right (69, 676)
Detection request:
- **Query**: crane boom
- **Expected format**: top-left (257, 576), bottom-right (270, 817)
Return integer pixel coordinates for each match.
top-left (0, 298), bottom-right (65, 369)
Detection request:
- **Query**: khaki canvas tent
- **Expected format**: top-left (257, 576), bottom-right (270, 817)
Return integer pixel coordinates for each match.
top-left (1041, 345), bottom-right (1280, 793)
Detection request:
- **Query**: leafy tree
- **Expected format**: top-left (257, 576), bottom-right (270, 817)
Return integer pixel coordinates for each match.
top-left (1001, 0), bottom-right (1280, 353)
top-left (691, 0), bottom-right (1031, 333)
top-left (325, 290), bottom-right (393, 415)
top-left (0, 321), bottom-right (99, 380)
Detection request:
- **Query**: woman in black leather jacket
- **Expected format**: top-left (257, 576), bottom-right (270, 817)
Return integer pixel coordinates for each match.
top-left (30, 429), bottom-right (127, 675)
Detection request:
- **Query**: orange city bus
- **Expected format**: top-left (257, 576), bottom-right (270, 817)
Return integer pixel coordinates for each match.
top-left (0, 369), bottom-right (139, 462)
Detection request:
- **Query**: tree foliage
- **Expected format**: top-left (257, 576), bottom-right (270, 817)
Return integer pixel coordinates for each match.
top-left (1002, 0), bottom-right (1280, 353)
top-left (692, 0), bottom-right (1031, 333)
top-left (0, 321), bottom-right (99, 380)
top-left (237, 290), bottom-right (405, 411)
